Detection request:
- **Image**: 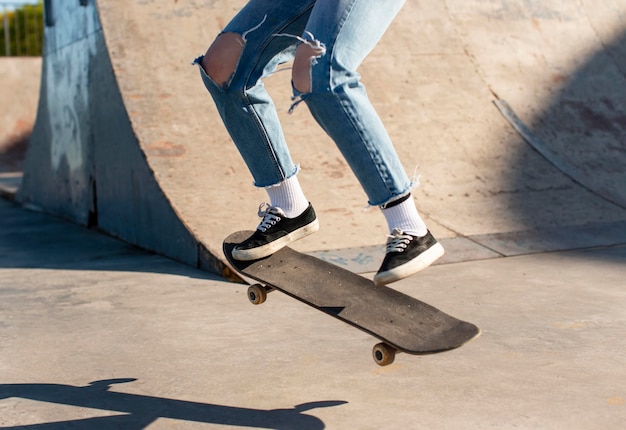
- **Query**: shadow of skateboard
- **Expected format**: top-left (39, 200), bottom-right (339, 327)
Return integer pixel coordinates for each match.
top-left (224, 231), bottom-right (480, 366)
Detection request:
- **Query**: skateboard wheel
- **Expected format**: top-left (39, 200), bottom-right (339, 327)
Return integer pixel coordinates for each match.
top-left (372, 343), bottom-right (396, 366)
top-left (247, 284), bottom-right (267, 305)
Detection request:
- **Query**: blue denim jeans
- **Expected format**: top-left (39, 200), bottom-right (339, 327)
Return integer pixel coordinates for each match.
top-left (195, 0), bottom-right (410, 206)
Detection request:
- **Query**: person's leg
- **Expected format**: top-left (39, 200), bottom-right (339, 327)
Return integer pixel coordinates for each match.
top-left (196, 0), bottom-right (313, 188)
top-left (290, 0), bottom-right (443, 284)
top-left (292, 0), bottom-right (410, 206)
top-left (195, 0), bottom-right (318, 260)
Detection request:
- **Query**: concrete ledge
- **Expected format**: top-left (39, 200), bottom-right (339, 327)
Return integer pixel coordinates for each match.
top-left (310, 221), bottom-right (626, 273)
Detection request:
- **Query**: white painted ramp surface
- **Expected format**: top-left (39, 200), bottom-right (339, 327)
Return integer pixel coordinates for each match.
top-left (17, 0), bottom-right (626, 275)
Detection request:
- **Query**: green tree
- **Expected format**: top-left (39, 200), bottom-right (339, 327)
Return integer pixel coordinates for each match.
top-left (0, 1), bottom-right (44, 56)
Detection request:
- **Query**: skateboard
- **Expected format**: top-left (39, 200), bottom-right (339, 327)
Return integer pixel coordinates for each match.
top-left (223, 231), bottom-right (480, 366)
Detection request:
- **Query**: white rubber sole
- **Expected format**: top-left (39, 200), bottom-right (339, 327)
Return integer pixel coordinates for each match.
top-left (373, 242), bottom-right (445, 286)
top-left (232, 219), bottom-right (320, 261)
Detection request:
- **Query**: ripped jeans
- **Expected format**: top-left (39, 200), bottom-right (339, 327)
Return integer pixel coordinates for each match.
top-left (195, 0), bottom-right (410, 206)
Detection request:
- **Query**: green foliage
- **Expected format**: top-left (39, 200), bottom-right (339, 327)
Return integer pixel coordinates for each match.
top-left (0, 1), bottom-right (44, 56)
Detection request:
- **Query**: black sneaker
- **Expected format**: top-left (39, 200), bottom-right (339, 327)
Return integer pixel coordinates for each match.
top-left (373, 228), bottom-right (444, 286)
top-left (232, 203), bottom-right (319, 261)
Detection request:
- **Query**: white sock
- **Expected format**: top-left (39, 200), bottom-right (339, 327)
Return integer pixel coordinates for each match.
top-left (381, 195), bottom-right (428, 237)
top-left (265, 174), bottom-right (309, 218)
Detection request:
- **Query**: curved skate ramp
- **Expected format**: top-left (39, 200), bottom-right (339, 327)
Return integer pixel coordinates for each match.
top-left (0, 58), bottom-right (40, 196)
top-left (17, 0), bottom-right (626, 276)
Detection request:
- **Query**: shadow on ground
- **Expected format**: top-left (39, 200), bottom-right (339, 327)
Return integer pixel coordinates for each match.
top-left (0, 198), bottom-right (218, 280)
top-left (0, 379), bottom-right (346, 429)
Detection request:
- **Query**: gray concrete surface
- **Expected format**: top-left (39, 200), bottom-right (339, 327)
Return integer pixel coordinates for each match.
top-left (1, 197), bottom-right (625, 429)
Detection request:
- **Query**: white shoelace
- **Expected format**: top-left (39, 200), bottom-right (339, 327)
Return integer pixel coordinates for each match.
top-left (256, 203), bottom-right (286, 232)
top-left (385, 228), bottom-right (414, 253)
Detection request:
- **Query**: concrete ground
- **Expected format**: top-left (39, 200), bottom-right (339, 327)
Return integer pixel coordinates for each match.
top-left (1, 196), bottom-right (625, 429)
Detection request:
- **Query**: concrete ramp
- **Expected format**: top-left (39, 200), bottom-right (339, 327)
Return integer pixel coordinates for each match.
top-left (0, 57), bottom-right (40, 196)
top-left (17, 0), bottom-right (626, 276)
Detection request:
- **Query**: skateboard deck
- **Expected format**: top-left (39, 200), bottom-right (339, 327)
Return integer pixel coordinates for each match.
top-left (224, 231), bottom-right (480, 366)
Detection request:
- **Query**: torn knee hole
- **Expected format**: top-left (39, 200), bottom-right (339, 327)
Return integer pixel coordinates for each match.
top-left (292, 42), bottom-right (324, 94)
top-left (202, 32), bottom-right (245, 86)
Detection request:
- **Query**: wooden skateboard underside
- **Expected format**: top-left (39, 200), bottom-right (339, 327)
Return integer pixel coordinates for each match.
top-left (224, 231), bottom-right (480, 359)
